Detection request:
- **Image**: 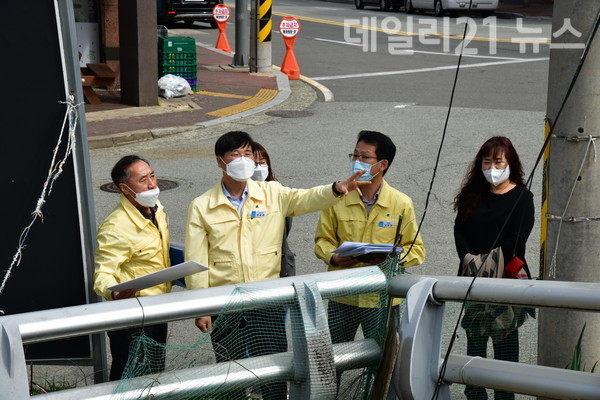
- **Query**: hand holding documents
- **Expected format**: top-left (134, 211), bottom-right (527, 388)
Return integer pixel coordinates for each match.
top-left (332, 241), bottom-right (403, 264)
top-left (108, 261), bottom-right (208, 292)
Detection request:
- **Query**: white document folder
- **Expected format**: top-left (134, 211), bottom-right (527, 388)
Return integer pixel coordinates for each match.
top-left (108, 261), bottom-right (208, 292)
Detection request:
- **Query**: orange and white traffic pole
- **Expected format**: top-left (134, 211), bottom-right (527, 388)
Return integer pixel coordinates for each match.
top-left (279, 16), bottom-right (300, 80)
top-left (213, 4), bottom-right (232, 53)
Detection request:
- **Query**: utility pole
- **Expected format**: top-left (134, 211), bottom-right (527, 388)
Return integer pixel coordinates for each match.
top-left (539, 0), bottom-right (600, 379)
top-left (250, 0), bottom-right (272, 73)
top-left (232, 0), bottom-right (249, 66)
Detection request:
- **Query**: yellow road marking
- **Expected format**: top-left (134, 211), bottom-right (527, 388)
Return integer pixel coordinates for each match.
top-left (207, 88), bottom-right (278, 117)
top-left (270, 11), bottom-right (550, 46)
top-left (196, 90), bottom-right (252, 99)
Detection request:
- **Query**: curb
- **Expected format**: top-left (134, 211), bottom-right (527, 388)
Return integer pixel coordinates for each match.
top-left (87, 48), bottom-right (336, 149)
top-left (87, 64), bottom-right (291, 150)
top-left (88, 126), bottom-right (205, 150)
top-left (300, 75), bottom-right (334, 102)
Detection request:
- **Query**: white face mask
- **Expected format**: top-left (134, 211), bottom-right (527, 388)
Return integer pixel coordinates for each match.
top-left (252, 164), bottom-right (269, 182)
top-left (482, 165), bottom-right (511, 186)
top-left (223, 156), bottom-right (255, 182)
top-left (126, 185), bottom-right (160, 208)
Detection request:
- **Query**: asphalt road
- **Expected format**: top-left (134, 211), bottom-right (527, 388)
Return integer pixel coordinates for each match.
top-left (177, 0), bottom-right (550, 109)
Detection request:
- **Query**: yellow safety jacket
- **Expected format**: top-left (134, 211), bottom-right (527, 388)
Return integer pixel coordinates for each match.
top-left (94, 194), bottom-right (171, 301)
top-left (314, 180), bottom-right (425, 307)
top-left (185, 180), bottom-right (338, 290)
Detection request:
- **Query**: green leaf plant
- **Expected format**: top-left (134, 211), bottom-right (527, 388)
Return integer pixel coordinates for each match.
top-left (565, 323), bottom-right (598, 373)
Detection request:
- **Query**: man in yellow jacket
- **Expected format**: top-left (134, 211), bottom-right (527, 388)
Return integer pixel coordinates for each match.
top-left (185, 131), bottom-right (368, 400)
top-left (315, 130), bottom-right (425, 345)
top-left (94, 155), bottom-right (171, 381)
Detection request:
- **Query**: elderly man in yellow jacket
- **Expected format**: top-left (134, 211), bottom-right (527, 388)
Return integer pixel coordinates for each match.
top-left (185, 130), bottom-right (368, 400)
top-left (94, 155), bottom-right (171, 381)
top-left (315, 130), bottom-right (425, 346)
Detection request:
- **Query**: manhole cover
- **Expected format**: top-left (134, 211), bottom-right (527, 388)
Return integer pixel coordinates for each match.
top-left (265, 110), bottom-right (313, 118)
top-left (100, 179), bottom-right (179, 193)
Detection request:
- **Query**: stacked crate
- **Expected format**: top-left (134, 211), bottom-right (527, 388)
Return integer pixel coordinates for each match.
top-left (158, 36), bottom-right (198, 91)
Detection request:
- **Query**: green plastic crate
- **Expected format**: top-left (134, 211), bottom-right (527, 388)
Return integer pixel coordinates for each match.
top-left (159, 65), bottom-right (197, 75)
top-left (160, 58), bottom-right (197, 67)
top-left (160, 71), bottom-right (197, 80)
top-left (158, 36), bottom-right (196, 54)
top-left (176, 72), bottom-right (197, 80)
top-left (160, 52), bottom-right (197, 62)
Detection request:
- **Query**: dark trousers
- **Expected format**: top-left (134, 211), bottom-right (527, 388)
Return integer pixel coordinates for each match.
top-left (328, 301), bottom-right (399, 399)
top-left (210, 307), bottom-right (288, 400)
top-left (464, 328), bottom-right (519, 400)
top-left (107, 323), bottom-right (168, 381)
top-left (328, 301), bottom-right (392, 344)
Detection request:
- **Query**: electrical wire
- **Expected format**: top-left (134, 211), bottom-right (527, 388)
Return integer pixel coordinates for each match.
top-left (432, 5), bottom-right (600, 399)
top-left (548, 136), bottom-right (596, 278)
top-left (399, 1), bottom-right (474, 266)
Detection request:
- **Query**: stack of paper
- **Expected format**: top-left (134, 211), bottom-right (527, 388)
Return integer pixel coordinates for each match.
top-left (108, 261), bottom-right (208, 292)
top-left (332, 241), bottom-right (402, 263)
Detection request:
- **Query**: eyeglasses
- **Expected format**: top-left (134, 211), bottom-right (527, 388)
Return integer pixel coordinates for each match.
top-left (227, 151), bottom-right (254, 159)
top-left (349, 153), bottom-right (378, 162)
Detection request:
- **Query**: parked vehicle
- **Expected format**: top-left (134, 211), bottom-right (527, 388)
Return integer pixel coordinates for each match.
top-left (355, 0), bottom-right (404, 11)
top-left (404, 0), bottom-right (498, 16)
top-left (157, 0), bottom-right (222, 28)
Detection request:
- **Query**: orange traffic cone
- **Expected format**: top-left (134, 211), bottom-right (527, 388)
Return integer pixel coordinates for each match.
top-left (213, 4), bottom-right (232, 53)
top-left (215, 21), bottom-right (231, 53)
top-left (280, 17), bottom-right (300, 79)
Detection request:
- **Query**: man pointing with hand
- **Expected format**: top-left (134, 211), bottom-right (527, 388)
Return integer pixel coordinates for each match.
top-left (184, 131), bottom-right (368, 400)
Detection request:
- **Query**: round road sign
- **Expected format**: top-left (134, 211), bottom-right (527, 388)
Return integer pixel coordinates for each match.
top-left (213, 4), bottom-right (230, 22)
top-left (279, 16), bottom-right (300, 38)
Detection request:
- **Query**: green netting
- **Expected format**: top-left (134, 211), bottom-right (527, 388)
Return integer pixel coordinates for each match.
top-left (111, 256), bottom-right (407, 400)
top-left (440, 298), bottom-right (538, 399)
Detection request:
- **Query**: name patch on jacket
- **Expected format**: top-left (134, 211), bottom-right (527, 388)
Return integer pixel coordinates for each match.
top-left (378, 221), bottom-right (394, 227)
top-left (250, 210), bottom-right (266, 218)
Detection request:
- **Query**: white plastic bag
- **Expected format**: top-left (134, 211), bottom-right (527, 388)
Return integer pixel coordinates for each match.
top-left (158, 74), bottom-right (192, 99)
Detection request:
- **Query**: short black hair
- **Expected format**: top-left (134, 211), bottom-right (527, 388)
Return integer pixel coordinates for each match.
top-left (111, 155), bottom-right (149, 186)
top-left (356, 130), bottom-right (396, 175)
top-left (215, 131), bottom-right (253, 158)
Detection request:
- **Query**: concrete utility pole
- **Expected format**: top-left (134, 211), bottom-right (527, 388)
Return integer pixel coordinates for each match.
top-left (232, 0), bottom-right (250, 66)
top-left (250, 0), bottom-right (272, 73)
top-left (539, 0), bottom-right (600, 378)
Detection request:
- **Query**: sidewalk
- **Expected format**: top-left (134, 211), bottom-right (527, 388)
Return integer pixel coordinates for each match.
top-left (84, 44), bottom-right (289, 149)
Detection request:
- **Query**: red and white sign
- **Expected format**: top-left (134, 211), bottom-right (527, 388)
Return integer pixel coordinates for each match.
top-left (279, 16), bottom-right (300, 38)
top-left (212, 4), bottom-right (230, 22)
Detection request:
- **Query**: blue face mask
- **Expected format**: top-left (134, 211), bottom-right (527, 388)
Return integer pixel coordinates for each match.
top-left (352, 160), bottom-right (382, 181)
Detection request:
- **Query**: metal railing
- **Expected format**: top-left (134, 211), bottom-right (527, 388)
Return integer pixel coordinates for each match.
top-left (2, 268), bottom-right (600, 399)
top-left (390, 275), bottom-right (600, 400)
top-left (0, 267), bottom-right (386, 400)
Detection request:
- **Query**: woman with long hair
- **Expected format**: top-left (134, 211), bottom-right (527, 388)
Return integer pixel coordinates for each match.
top-left (252, 142), bottom-right (296, 277)
top-left (453, 136), bottom-right (535, 400)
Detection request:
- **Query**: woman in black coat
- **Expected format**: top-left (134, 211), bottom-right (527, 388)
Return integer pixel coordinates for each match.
top-left (453, 136), bottom-right (535, 400)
